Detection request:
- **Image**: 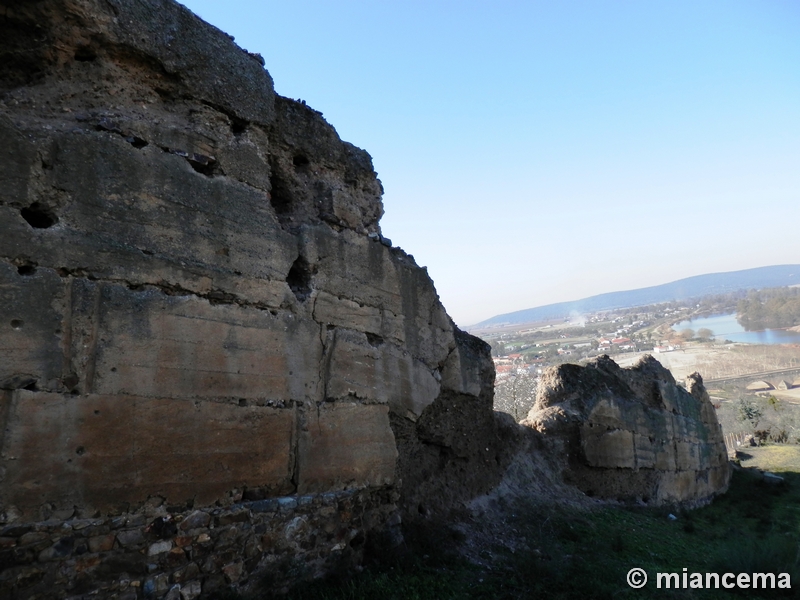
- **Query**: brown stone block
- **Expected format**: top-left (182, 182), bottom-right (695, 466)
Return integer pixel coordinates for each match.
top-left (675, 440), bottom-right (700, 471)
top-left (0, 391), bottom-right (295, 517)
top-left (297, 403), bottom-right (397, 494)
top-left (439, 345), bottom-right (481, 397)
top-left (581, 428), bottom-right (635, 469)
top-left (633, 434), bottom-right (656, 469)
top-left (89, 285), bottom-right (323, 402)
top-left (313, 291), bottom-right (381, 334)
top-left (586, 398), bottom-right (625, 428)
top-left (0, 128), bottom-right (298, 293)
top-left (709, 464), bottom-right (731, 491)
top-left (325, 329), bottom-right (439, 418)
top-left (0, 263), bottom-right (67, 391)
top-left (0, 117), bottom-right (39, 205)
top-left (653, 441), bottom-right (677, 471)
top-left (657, 470), bottom-right (698, 503)
top-left (306, 228), bottom-right (453, 367)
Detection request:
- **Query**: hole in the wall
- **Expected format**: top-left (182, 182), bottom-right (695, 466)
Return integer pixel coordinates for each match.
top-left (365, 333), bottom-right (384, 347)
top-left (10, 319), bottom-right (24, 330)
top-left (269, 173), bottom-right (293, 216)
top-left (286, 255), bottom-right (313, 302)
top-left (154, 86), bottom-right (175, 101)
top-left (23, 380), bottom-right (37, 391)
top-left (126, 136), bottom-right (148, 149)
top-left (293, 154), bottom-right (310, 168)
top-left (187, 156), bottom-right (217, 176)
top-left (62, 372), bottom-right (79, 390)
top-left (20, 203), bottom-right (58, 229)
top-left (238, 398), bottom-right (248, 407)
top-left (74, 45), bottom-right (97, 62)
top-left (17, 264), bottom-right (36, 276)
top-left (231, 118), bottom-right (248, 135)
top-left (75, 446), bottom-right (85, 456)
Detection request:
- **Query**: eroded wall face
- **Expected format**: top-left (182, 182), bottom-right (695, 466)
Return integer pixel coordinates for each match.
top-left (0, 0), bottom-right (503, 596)
top-left (525, 356), bottom-right (730, 506)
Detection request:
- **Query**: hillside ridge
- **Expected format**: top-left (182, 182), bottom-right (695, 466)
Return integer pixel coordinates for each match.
top-left (474, 264), bottom-right (800, 328)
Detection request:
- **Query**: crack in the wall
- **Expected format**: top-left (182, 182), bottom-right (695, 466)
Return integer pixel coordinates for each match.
top-left (318, 323), bottom-right (336, 403)
top-left (82, 282), bottom-right (103, 394)
top-left (90, 117), bottom-right (223, 177)
top-left (1, 260), bottom-right (284, 315)
top-left (60, 277), bottom-right (77, 392)
top-left (0, 390), bottom-right (12, 462)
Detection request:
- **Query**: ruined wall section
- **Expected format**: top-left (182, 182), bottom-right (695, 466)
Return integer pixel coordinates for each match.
top-left (0, 0), bottom-right (507, 597)
top-left (524, 355), bottom-right (730, 506)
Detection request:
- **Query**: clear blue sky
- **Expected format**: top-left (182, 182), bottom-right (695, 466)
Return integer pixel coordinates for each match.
top-left (180, 0), bottom-right (800, 326)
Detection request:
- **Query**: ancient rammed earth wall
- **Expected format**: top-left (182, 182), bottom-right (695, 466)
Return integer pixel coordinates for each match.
top-left (0, 0), bottom-right (511, 597)
top-left (525, 356), bottom-right (730, 506)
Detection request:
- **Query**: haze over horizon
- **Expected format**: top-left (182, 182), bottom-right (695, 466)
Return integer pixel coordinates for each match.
top-left (180, 0), bottom-right (800, 327)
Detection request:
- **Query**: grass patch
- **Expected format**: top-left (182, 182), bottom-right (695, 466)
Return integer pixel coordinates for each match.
top-left (740, 445), bottom-right (800, 473)
top-left (256, 459), bottom-right (800, 599)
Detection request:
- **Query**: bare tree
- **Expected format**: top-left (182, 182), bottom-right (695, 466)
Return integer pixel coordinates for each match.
top-left (494, 371), bottom-right (538, 421)
top-left (697, 328), bottom-right (714, 342)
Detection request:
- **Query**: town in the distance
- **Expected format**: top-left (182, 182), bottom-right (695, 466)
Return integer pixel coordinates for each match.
top-left (471, 265), bottom-right (800, 445)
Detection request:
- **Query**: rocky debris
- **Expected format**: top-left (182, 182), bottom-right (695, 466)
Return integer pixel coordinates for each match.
top-left (0, 0), bottom-right (510, 597)
top-left (761, 472), bottom-right (786, 486)
top-left (524, 355), bottom-right (730, 506)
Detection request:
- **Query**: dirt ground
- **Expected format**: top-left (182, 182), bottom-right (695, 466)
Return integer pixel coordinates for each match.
top-left (738, 445), bottom-right (800, 472)
top-left (770, 388), bottom-right (800, 404)
top-left (614, 343), bottom-right (800, 383)
top-left (613, 346), bottom-right (721, 380)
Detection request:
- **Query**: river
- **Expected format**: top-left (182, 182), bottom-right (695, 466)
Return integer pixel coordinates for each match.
top-left (673, 313), bottom-right (800, 345)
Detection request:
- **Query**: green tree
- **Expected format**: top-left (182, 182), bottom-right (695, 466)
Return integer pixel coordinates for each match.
top-left (491, 341), bottom-right (507, 357)
top-left (736, 398), bottom-right (764, 431)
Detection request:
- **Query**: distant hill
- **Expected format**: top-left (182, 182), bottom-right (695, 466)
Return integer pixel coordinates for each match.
top-left (472, 264), bottom-right (800, 328)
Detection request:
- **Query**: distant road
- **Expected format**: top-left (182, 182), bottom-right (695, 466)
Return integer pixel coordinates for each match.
top-left (704, 367), bottom-right (800, 386)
